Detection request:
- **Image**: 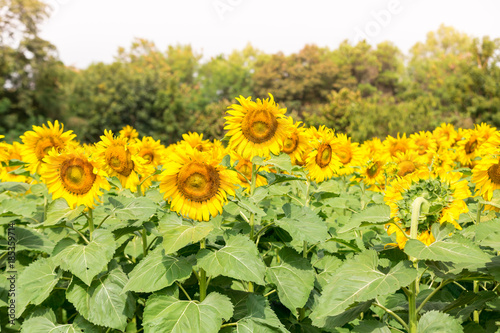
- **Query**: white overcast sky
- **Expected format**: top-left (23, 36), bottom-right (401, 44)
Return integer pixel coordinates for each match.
top-left (39, 0), bottom-right (500, 68)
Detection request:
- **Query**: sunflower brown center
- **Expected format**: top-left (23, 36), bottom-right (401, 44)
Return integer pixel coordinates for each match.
top-left (241, 109), bottom-right (279, 144)
top-left (60, 157), bottom-right (96, 195)
top-left (336, 147), bottom-right (352, 165)
top-left (367, 162), bottom-right (380, 178)
top-left (35, 137), bottom-right (64, 161)
top-left (177, 162), bottom-right (220, 202)
top-left (390, 142), bottom-right (407, 157)
top-left (105, 146), bottom-right (134, 176)
top-left (316, 144), bottom-right (332, 168)
top-left (487, 163), bottom-right (500, 184)
top-left (282, 133), bottom-right (299, 154)
top-left (397, 160), bottom-right (416, 177)
top-left (465, 138), bottom-right (478, 154)
top-left (139, 149), bottom-right (154, 164)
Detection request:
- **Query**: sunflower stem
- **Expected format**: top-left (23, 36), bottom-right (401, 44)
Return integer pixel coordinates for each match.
top-left (43, 195), bottom-right (48, 222)
top-left (476, 202), bottom-right (482, 224)
top-left (199, 238), bottom-right (208, 301)
top-left (249, 163), bottom-right (257, 240)
top-left (141, 226), bottom-right (148, 257)
top-left (88, 208), bottom-right (94, 241)
top-left (408, 196), bottom-right (427, 333)
top-left (473, 203), bottom-right (483, 322)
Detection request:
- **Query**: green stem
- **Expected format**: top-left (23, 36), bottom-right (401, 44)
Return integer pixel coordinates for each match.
top-left (176, 281), bottom-right (192, 301)
top-left (408, 197), bottom-right (427, 333)
top-left (249, 163), bottom-right (257, 240)
top-left (141, 226), bottom-right (148, 257)
top-left (220, 323), bottom-right (238, 328)
top-left (43, 195), bottom-right (48, 222)
top-left (416, 280), bottom-right (450, 313)
top-left (476, 203), bottom-right (482, 224)
top-left (373, 300), bottom-right (409, 331)
top-left (303, 241), bottom-right (307, 258)
top-left (136, 183), bottom-right (142, 197)
top-left (96, 214), bottom-right (110, 230)
top-left (199, 238), bottom-right (207, 301)
top-left (264, 289), bottom-right (276, 297)
top-left (473, 281), bottom-right (480, 323)
top-left (88, 208), bottom-right (94, 241)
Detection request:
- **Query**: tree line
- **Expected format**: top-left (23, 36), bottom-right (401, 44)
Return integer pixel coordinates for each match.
top-left (1, 0), bottom-right (500, 144)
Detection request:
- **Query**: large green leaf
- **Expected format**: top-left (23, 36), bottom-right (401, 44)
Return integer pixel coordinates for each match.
top-left (404, 234), bottom-right (491, 264)
top-left (123, 247), bottom-right (194, 293)
top-left (53, 229), bottom-right (116, 285)
top-left (16, 227), bottom-right (55, 253)
top-left (143, 292), bottom-right (233, 333)
top-left (276, 203), bottom-right (329, 243)
top-left (197, 234), bottom-right (266, 285)
top-left (66, 263), bottom-right (135, 331)
top-left (266, 248), bottom-right (315, 313)
top-left (230, 293), bottom-right (289, 333)
top-left (311, 250), bottom-right (417, 327)
top-left (17, 258), bottom-right (61, 317)
top-left (471, 218), bottom-right (500, 251)
top-left (418, 311), bottom-right (464, 333)
top-left (159, 213), bottom-right (213, 254)
top-left (338, 204), bottom-right (390, 233)
top-left (20, 317), bottom-right (80, 333)
top-left (108, 196), bottom-right (158, 221)
top-left (44, 198), bottom-right (85, 226)
top-left (352, 320), bottom-right (391, 333)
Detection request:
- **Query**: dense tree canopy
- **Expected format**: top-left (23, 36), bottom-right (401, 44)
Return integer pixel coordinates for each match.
top-left (1, 0), bottom-right (500, 143)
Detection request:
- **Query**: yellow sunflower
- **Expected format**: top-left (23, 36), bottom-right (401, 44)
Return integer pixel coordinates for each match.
top-left (382, 133), bottom-right (411, 161)
top-left (95, 130), bottom-right (153, 192)
top-left (158, 144), bottom-right (238, 221)
top-left (280, 117), bottom-right (311, 166)
top-left (386, 223), bottom-right (435, 249)
top-left (472, 154), bottom-right (500, 201)
top-left (133, 136), bottom-right (166, 190)
top-left (224, 94), bottom-right (291, 159)
top-left (332, 133), bottom-right (364, 176)
top-left (179, 132), bottom-right (213, 152)
top-left (0, 135), bottom-right (9, 161)
top-left (0, 142), bottom-right (31, 183)
top-left (305, 126), bottom-right (342, 183)
top-left (20, 120), bottom-right (76, 174)
top-left (391, 151), bottom-right (426, 179)
top-left (361, 137), bottom-right (384, 160)
top-left (119, 125), bottom-right (139, 143)
top-left (455, 128), bottom-right (483, 167)
top-left (431, 148), bottom-right (456, 175)
top-left (230, 150), bottom-right (268, 190)
top-left (433, 123), bottom-right (458, 149)
top-left (410, 131), bottom-right (437, 164)
top-left (356, 159), bottom-right (386, 192)
top-left (40, 146), bottom-right (110, 209)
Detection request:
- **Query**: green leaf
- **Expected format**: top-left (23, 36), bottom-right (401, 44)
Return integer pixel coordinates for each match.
top-left (471, 218), bottom-right (500, 251)
top-left (405, 234), bottom-right (491, 264)
top-left (108, 196), bottom-right (158, 221)
top-left (53, 229), bottom-right (116, 285)
top-left (264, 153), bottom-right (293, 173)
top-left (17, 258), bottom-right (61, 317)
top-left (0, 182), bottom-right (30, 193)
top-left (197, 234), bottom-right (266, 285)
top-left (338, 205), bottom-right (390, 233)
top-left (352, 320), bottom-right (391, 333)
top-left (73, 315), bottom-right (105, 333)
top-left (44, 198), bottom-right (85, 226)
top-left (20, 316), bottom-right (80, 333)
top-left (16, 227), bottom-right (55, 253)
top-left (123, 247), bottom-right (194, 293)
top-left (143, 292), bottom-right (233, 333)
top-left (276, 203), bottom-right (329, 243)
top-left (311, 250), bottom-right (417, 327)
top-left (418, 311), bottom-right (464, 333)
top-left (159, 213), bottom-right (213, 254)
top-left (66, 264), bottom-right (135, 331)
top-left (266, 248), bottom-right (315, 313)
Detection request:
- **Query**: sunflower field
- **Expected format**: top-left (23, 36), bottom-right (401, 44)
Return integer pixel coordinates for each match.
top-left (1, 94), bottom-right (500, 333)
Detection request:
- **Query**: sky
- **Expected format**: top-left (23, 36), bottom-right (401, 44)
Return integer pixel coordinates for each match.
top-left (39, 0), bottom-right (500, 68)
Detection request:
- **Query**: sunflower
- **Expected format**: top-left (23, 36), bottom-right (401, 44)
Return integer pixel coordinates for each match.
top-left (332, 133), bottom-right (364, 176)
top-left (472, 154), bottom-right (500, 201)
top-left (357, 159), bottom-right (386, 192)
top-left (433, 123), bottom-right (458, 149)
top-left (158, 144), bottom-right (238, 221)
top-left (95, 130), bottom-right (153, 192)
top-left (224, 94), bottom-right (291, 159)
top-left (382, 133), bottom-right (411, 161)
top-left (20, 120), bottom-right (76, 174)
top-left (179, 132), bottom-right (213, 152)
top-left (384, 170), bottom-right (470, 232)
top-left (133, 136), bottom-right (166, 190)
top-left (410, 131), bottom-right (437, 164)
top-left (361, 137), bottom-right (384, 160)
top-left (305, 126), bottom-right (342, 183)
top-left (0, 142), bottom-right (30, 183)
top-left (386, 223), bottom-right (435, 249)
top-left (0, 135), bottom-right (9, 161)
top-left (431, 148), bottom-right (456, 175)
top-left (40, 146), bottom-right (110, 209)
top-left (119, 125), bottom-right (139, 143)
top-left (279, 117), bottom-right (311, 166)
top-left (230, 150), bottom-right (267, 190)
top-left (455, 128), bottom-right (483, 167)
top-left (391, 151), bottom-right (427, 179)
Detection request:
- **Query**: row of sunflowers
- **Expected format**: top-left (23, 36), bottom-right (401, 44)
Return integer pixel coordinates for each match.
top-left (1, 94), bottom-right (500, 332)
